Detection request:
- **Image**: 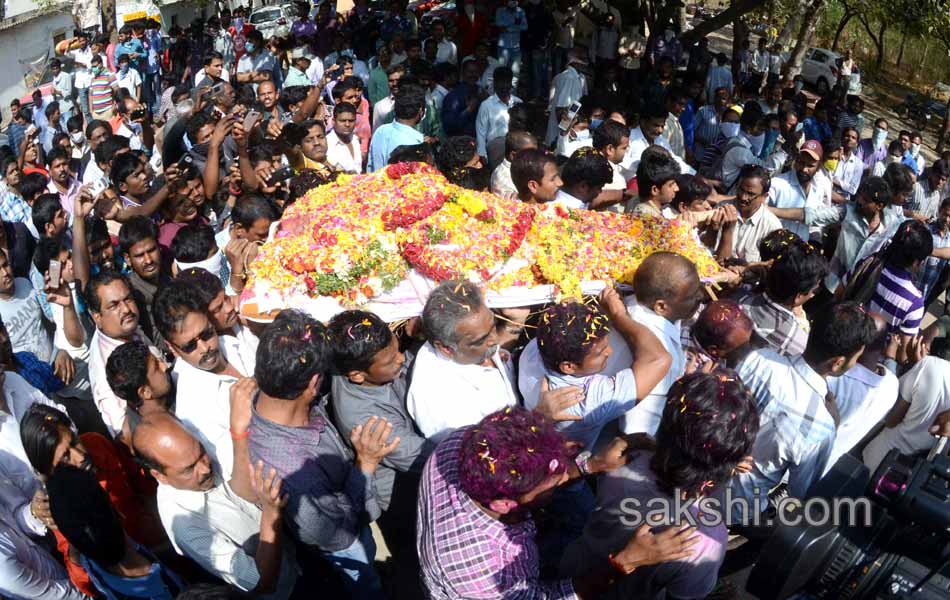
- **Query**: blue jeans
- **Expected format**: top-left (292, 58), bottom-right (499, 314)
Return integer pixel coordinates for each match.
top-left (323, 524), bottom-right (383, 600)
top-left (497, 46), bottom-right (522, 87)
top-left (143, 72), bottom-right (161, 116)
top-left (77, 88), bottom-right (90, 122)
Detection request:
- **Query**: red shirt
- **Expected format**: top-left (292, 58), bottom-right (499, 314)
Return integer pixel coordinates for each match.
top-left (355, 96), bottom-right (372, 156)
top-left (456, 11), bottom-right (490, 57)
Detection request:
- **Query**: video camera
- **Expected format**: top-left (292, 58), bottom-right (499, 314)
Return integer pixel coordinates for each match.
top-left (748, 437), bottom-right (950, 599)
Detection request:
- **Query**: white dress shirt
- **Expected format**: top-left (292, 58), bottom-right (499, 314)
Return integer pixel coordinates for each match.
top-left (428, 39), bottom-right (458, 65)
top-left (733, 350), bottom-right (836, 509)
top-left (619, 126), bottom-right (694, 181)
top-left (832, 150), bottom-right (862, 201)
top-left (219, 325), bottom-right (258, 378)
top-left (88, 327), bottom-right (151, 436)
top-left (475, 93), bottom-right (522, 158)
top-left (768, 169), bottom-right (830, 241)
top-left (172, 343), bottom-right (252, 481)
top-left (601, 297), bottom-right (686, 435)
top-left (325, 129), bottom-right (363, 174)
top-left (372, 96), bottom-right (395, 131)
top-left (490, 158), bottom-right (517, 199)
top-left (826, 363), bottom-right (898, 473)
top-left (406, 342), bottom-right (517, 442)
top-left (157, 480), bottom-right (298, 599)
top-left (194, 68), bottom-right (231, 86)
top-left (546, 66), bottom-right (587, 144)
top-left (553, 189), bottom-right (588, 210)
top-left (863, 357), bottom-right (950, 472)
top-left (720, 202), bottom-right (782, 263)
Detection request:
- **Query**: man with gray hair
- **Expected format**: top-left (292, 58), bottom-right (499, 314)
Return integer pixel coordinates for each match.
top-left (406, 280), bottom-right (518, 442)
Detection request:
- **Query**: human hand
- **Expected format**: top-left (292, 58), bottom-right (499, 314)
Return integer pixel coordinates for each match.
top-left (535, 377), bottom-right (583, 422)
top-left (598, 285), bottom-right (626, 319)
top-left (229, 377), bottom-right (258, 435)
top-left (164, 163), bottom-right (182, 187)
top-left (211, 114), bottom-right (235, 147)
top-left (266, 118), bottom-right (283, 139)
top-left (590, 436), bottom-right (632, 473)
top-left (30, 488), bottom-right (56, 529)
top-left (612, 524), bottom-right (699, 573)
top-left (929, 410), bottom-right (950, 437)
top-left (250, 460), bottom-right (288, 517)
top-left (74, 186), bottom-right (96, 219)
top-left (44, 272), bottom-right (72, 307)
top-left (52, 352), bottom-right (75, 385)
top-left (734, 455), bottom-right (754, 474)
top-left (351, 416), bottom-right (400, 472)
top-left (225, 238), bottom-right (251, 270)
top-left (232, 121), bottom-right (248, 150)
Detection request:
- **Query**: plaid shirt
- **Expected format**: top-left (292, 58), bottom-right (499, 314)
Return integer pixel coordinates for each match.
top-left (918, 224), bottom-right (950, 301)
top-left (732, 350), bottom-right (836, 513)
top-left (0, 190), bottom-right (32, 226)
top-left (738, 292), bottom-right (809, 357)
top-left (417, 429), bottom-right (578, 600)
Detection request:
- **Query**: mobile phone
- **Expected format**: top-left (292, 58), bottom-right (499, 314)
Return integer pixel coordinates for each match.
top-left (130, 108), bottom-right (147, 120)
top-left (210, 82), bottom-right (226, 97)
top-left (243, 110), bottom-right (261, 131)
top-left (89, 178), bottom-right (107, 197)
top-left (267, 166), bottom-right (295, 186)
top-left (48, 259), bottom-right (62, 288)
top-left (178, 154), bottom-right (194, 168)
top-left (558, 101), bottom-right (582, 133)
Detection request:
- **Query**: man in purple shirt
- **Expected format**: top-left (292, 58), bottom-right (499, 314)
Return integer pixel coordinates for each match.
top-left (417, 406), bottom-right (701, 599)
top-left (857, 117), bottom-right (889, 173)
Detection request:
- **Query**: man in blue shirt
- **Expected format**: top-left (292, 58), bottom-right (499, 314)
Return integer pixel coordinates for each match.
top-left (442, 60), bottom-right (482, 137)
top-left (114, 25), bottom-right (146, 74)
top-left (141, 20), bottom-right (164, 117)
top-left (494, 1), bottom-right (527, 86)
top-left (368, 85), bottom-right (425, 171)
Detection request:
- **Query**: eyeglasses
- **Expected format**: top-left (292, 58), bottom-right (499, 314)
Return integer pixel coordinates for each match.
top-left (176, 325), bottom-right (215, 354)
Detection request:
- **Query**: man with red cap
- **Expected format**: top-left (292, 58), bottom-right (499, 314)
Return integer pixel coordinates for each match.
top-left (766, 139), bottom-right (832, 241)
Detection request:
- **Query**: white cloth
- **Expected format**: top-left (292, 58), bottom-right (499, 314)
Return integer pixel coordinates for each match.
top-left (863, 357), bottom-right (950, 471)
top-left (219, 325), bottom-right (259, 378)
top-left (372, 96), bottom-right (395, 131)
top-left (826, 363), bottom-right (898, 473)
top-left (555, 131), bottom-right (593, 158)
top-left (157, 481), bottom-right (297, 598)
top-left (490, 159), bottom-right (517, 199)
top-left (768, 170), bottom-right (830, 241)
top-left (68, 47), bottom-right (95, 89)
top-left (2, 371), bottom-right (60, 423)
top-left (601, 298), bottom-right (686, 435)
top-left (172, 342), bottom-right (252, 481)
top-left (406, 342), bottom-right (517, 442)
top-left (114, 67), bottom-right (142, 97)
top-left (545, 66), bottom-right (587, 144)
top-left (325, 129), bottom-right (363, 174)
top-left (619, 126), bottom-right (694, 180)
top-left (88, 327), bottom-right (150, 435)
top-left (428, 39), bottom-right (458, 65)
top-left (832, 151), bottom-right (862, 200)
top-left (475, 93), bottom-right (522, 158)
top-left (553, 189), bottom-right (588, 210)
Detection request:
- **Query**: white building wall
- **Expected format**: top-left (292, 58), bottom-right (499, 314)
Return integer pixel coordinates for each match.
top-left (0, 3), bottom-right (72, 112)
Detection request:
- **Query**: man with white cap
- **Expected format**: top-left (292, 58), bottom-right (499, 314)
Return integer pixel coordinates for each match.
top-left (284, 48), bottom-right (314, 88)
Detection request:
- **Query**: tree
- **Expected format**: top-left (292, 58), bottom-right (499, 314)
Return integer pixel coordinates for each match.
top-left (785, 0), bottom-right (827, 77)
top-left (830, 8), bottom-right (857, 51)
top-left (101, 0), bottom-right (117, 41)
top-left (679, 0), bottom-right (769, 44)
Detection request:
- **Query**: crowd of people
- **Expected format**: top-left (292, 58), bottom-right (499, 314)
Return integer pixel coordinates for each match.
top-left (1, 0), bottom-right (950, 598)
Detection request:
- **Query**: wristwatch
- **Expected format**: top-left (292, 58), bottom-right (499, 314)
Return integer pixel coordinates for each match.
top-left (575, 450), bottom-right (593, 476)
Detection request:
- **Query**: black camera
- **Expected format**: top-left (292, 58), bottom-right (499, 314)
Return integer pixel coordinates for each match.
top-left (748, 438), bottom-right (950, 599)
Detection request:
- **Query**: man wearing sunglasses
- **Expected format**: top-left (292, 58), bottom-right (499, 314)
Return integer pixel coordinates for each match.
top-left (152, 280), bottom-right (251, 482)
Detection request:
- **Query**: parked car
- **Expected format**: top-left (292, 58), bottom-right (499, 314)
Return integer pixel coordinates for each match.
top-left (800, 47), bottom-right (862, 96)
top-left (250, 5), bottom-right (294, 40)
top-left (419, 0), bottom-right (457, 36)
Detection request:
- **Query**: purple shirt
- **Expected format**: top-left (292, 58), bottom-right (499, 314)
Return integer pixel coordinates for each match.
top-left (417, 428), bottom-right (578, 599)
top-left (857, 138), bottom-right (886, 171)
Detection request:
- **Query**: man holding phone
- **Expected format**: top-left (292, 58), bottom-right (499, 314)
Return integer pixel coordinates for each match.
top-left (235, 30), bottom-right (277, 93)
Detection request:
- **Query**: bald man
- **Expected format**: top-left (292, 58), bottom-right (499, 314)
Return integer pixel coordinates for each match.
top-left (133, 410), bottom-right (299, 599)
top-left (602, 252), bottom-right (703, 434)
top-left (492, 130), bottom-right (538, 199)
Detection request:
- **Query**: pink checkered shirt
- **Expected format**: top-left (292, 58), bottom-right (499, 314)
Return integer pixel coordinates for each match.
top-left (416, 428), bottom-right (579, 599)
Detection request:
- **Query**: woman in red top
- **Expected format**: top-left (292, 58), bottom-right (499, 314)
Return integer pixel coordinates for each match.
top-left (18, 138), bottom-right (48, 178)
top-left (19, 404), bottom-right (168, 597)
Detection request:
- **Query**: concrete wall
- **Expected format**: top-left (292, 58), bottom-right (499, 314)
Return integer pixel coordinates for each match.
top-left (0, 6), bottom-right (73, 111)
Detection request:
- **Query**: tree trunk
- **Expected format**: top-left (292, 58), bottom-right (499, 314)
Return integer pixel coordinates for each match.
top-left (732, 11), bottom-right (748, 83)
top-left (777, 9), bottom-right (800, 48)
top-left (937, 107), bottom-right (950, 154)
top-left (101, 0), bottom-right (117, 41)
top-left (785, 0), bottom-right (826, 78)
top-left (831, 11), bottom-right (854, 51)
top-left (858, 16), bottom-right (887, 69)
top-left (679, 0), bottom-right (766, 44)
top-left (896, 29), bottom-right (908, 66)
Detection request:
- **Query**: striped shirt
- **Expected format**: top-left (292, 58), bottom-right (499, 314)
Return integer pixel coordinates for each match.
top-left (692, 105), bottom-right (721, 156)
top-left (0, 190), bottom-right (32, 227)
top-left (910, 178), bottom-right (942, 221)
top-left (89, 71), bottom-right (117, 114)
top-left (870, 265), bottom-right (925, 335)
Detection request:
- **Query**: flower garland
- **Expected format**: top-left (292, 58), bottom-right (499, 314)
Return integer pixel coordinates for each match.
top-left (244, 163), bottom-right (720, 310)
